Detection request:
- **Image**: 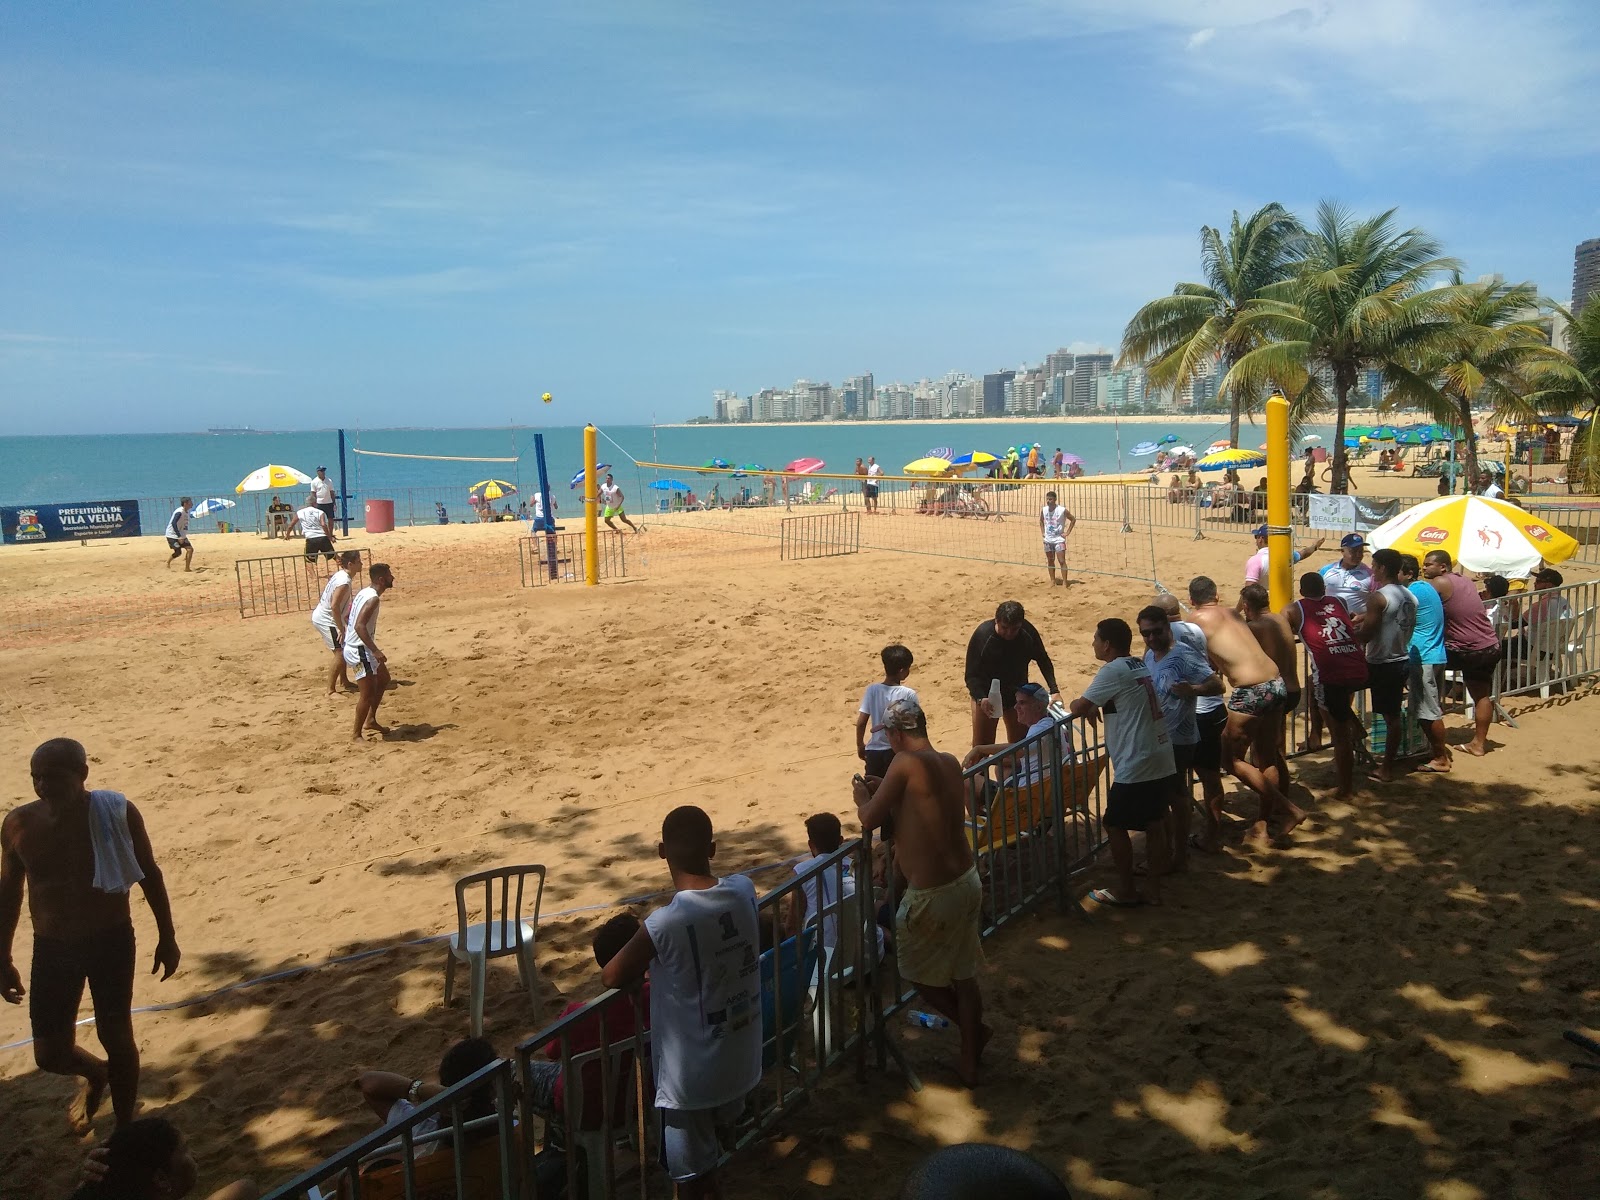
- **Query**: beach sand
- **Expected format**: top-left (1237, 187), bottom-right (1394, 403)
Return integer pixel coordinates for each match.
top-left (1, 478), bottom-right (1596, 1198)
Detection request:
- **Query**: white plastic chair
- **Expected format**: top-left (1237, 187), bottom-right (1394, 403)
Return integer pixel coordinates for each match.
top-left (1540, 606), bottom-right (1593, 698)
top-left (444, 865), bottom-right (546, 1036)
top-left (558, 1034), bottom-right (650, 1200)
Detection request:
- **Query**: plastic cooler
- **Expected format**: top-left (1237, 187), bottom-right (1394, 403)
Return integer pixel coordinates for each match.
top-left (365, 499), bottom-right (395, 534)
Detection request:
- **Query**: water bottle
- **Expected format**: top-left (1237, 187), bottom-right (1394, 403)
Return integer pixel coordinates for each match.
top-left (987, 678), bottom-right (1003, 720)
top-left (907, 1010), bottom-right (950, 1030)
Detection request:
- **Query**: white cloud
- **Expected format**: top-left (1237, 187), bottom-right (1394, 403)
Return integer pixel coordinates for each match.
top-left (1186, 28), bottom-right (1216, 49)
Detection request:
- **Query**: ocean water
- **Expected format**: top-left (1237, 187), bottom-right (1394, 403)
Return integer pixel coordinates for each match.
top-left (0, 418), bottom-right (1334, 534)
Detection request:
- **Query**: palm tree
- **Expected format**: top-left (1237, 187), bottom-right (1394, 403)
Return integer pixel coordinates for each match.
top-left (1118, 203), bottom-right (1303, 448)
top-left (1534, 301), bottom-right (1600, 491)
top-left (1225, 202), bottom-right (1460, 492)
top-left (1382, 277), bottom-right (1583, 487)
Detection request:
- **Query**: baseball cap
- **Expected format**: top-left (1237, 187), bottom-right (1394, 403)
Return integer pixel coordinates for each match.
top-left (1016, 682), bottom-right (1049, 701)
top-left (1341, 534), bottom-right (1366, 548)
top-left (1252, 525), bottom-right (1268, 538)
top-left (317, 464), bottom-right (327, 471)
top-left (880, 696), bottom-right (925, 732)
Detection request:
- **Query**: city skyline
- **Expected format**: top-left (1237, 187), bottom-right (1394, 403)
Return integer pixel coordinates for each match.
top-left (3, 2), bottom-right (1598, 434)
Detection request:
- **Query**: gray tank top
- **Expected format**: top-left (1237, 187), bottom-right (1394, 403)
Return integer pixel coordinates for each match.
top-left (1366, 582), bottom-right (1416, 665)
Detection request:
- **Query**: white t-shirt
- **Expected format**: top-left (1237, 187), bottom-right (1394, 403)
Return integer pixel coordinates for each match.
top-left (1482, 481), bottom-right (1504, 500)
top-left (312, 569), bottom-right (351, 631)
top-left (1321, 562), bottom-right (1373, 614)
top-left (644, 873), bottom-right (762, 1111)
top-left (165, 507), bottom-right (189, 540)
top-left (793, 855), bottom-right (850, 951)
top-left (309, 476), bottom-right (335, 505)
top-left (296, 506), bottom-right (328, 539)
top-left (866, 463), bottom-right (883, 479)
top-left (1041, 504), bottom-right (1068, 545)
top-left (858, 683), bottom-right (917, 752)
top-left (342, 586), bottom-right (378, 665)
top-left (1082, 657), bottom-right (1174, 784)
top-left (1144, 644), bottom-right (1215, 746)
top-left (1171, 620), bottom-right (1222, 716)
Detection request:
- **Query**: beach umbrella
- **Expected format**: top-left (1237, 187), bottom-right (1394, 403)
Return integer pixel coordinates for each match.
top-left (903, 456), bottom-right (953, 476)
top-left (189, 498), bottom-right (235, 518)
top-left (235, 464), bottom-right (312, 494)
top-left (1543, 415), bottom-right (1582, 428)
top-left (698, 458), bottom-right (731, 473)
top-left (1058, 453), bottom-right (1084, 466)
top-left (568, 464), bottom-right (612, 489)
top-left (1167, 445), bottom-right (1195, 458)
top-left (469, 479), bottom-right (518, 500)
top-left (1130, 441), bottom-right (1159, 457)
top-left (925, 446), bottom-right (955, 461)
top-left (948, 451), bottom-right (999, 471)
top-left (784, 457), bottom-right (825, 474)
top-left (1366, 495), bottom-right (1578, 577)
top-left (1196, 447), bottom-right (1268, 472)
top-left (648, 478), bottom-right (691, 492)
top-left (1346, 426), bottom-right (1375, 439)
top-left (1369, 426), bottom-right (1398, 440)
top-left (1393, 429), bottom-right (1432, 446)
top-left (730, 463), bottom-right (765, 478)
top-left (1205, 439), bottom-right (1232, 454)
top-left (1158, 433), bottom-right (1180, 444)
top-left (1301, 434), bottom-right (1322, 443)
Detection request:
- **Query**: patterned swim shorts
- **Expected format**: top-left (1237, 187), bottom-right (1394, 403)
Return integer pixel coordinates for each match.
top-left (1227, 676), bottom-right (1287, 716)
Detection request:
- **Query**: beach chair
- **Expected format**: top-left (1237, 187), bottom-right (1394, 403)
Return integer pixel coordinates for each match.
top-left (1537, 606), bottom-right (1592, 698)
top-left (805, 878), bottom-right (873, 1056)
top-left (973, 755), bottom-right (1108, 860)
top-left (551, 1034), bottom-right (651, 1200)
top-left (761, 926), bottom-right (819, 1070)
top-left (444, 865), bottom-right (546, 1036)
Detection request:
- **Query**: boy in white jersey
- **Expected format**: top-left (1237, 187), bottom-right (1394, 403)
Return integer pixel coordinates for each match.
top-left (343, 562), bottom-right (395, 741)
top-left (598, 473), bottom-right (639, 534)
top-left (1038, 491), bottom-right (1077, 586)
top-left (602, 805), bottom-right (761, 1199)
top-left (312, 550), bottom-right (361, 697)
top-left (164, 498), bottom-right (193, 571)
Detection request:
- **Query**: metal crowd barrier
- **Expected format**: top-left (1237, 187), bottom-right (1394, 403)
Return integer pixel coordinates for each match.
top-left (235, 548), bottom-right (372, 618)
top-left (779, 511), bottom-right (861, 560)
top-left (1523, 503), bottom-right (1600, 566)
top-left (516, 531), bottom-right (627, 586)
top-left (1491, 576), bottom-right (1600, 700)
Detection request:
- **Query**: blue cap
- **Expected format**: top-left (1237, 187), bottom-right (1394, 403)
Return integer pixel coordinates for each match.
top-left (1252, 525), bottom-right (1268, 537)
top-left (1341, 533), bottom-right (1366, 548)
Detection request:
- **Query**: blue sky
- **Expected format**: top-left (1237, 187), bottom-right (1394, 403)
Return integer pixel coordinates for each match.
top-left (3, 0), bottom-right (1597, 434)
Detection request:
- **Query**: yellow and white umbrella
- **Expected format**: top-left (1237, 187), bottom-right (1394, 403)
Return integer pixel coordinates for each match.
top-left (1196, 447), bottom-right (1267, 473)
top-left (902, 456), bottom-right (953, 476)
top-left (1366, 495), bottom-right (1578, 577)
top-left (235, 464), bottom-right (313, 494)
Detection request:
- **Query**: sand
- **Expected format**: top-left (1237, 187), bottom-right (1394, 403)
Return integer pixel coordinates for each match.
top-left (1, 485), bottom-right (1596, 1199)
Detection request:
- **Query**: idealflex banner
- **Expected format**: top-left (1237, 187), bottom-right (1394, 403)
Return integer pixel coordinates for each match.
top-left (2, 500), bottom-right (143, 544)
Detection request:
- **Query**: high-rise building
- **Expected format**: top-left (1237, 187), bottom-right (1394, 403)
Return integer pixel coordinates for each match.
top-left (712, 390), bottom-right (737, 422)
top-left (1070, 354), bottom-right (1112, 411)
top-left (982, 370), bottom-right (1015, 416)
top-left (1044, 349), bottom-right (1076, 381)
top-left (1574, 238), bottom-right (1600, 317)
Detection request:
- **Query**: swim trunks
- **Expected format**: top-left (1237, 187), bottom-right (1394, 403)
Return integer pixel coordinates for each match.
top-left (1226, 676), bottom-right (1286, 716)
top-left (30, 923), bottom-right (136, 1041)
top-left (603, 505), bottom-right (625, 519)
top-left (895, 866), bottom-right (982, 988)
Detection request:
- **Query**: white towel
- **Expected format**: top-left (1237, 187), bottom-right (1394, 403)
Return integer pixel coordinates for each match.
top-left (88, 790), bottom-right (145, 894)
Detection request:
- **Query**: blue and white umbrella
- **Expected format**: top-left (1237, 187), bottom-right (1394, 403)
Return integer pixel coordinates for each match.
top-left (925, 446), bottom-right (955, 461)
top-left (190, 497), bottom-right (236, 518)
top-left (569, 463), bottom-right (613, 489)
top-left (648, 478), bottom-right (691, 492)
top-left (1130, 441), bottom-right (1159, 457)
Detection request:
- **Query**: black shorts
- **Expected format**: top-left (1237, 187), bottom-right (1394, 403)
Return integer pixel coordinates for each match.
top-left (30, 923), bottom-right (136, 1042)
top-left (166, 537), bottom-right (189, 552)
top-left (1447, 645), bottom-right (1502, 684)
top-left (1317, 681), bottom-right (1359, 724)
top-left (863, 483), bottom-right (878, 498)
top-left (1191, 709), bottom-right (1226, 771)
top-left (1282, 689), bottom-right (1302, 715)
top-left (316, 502), bottom-right (336, 523)
top-left (1172, 742), bottom-right (1197, 776)
top-left (1368, 660), bottom-right (1408, 715)
top-left (1105, 776), bottom-right (1178, 831)
top-left (304, 536), bottom-right (336, 561)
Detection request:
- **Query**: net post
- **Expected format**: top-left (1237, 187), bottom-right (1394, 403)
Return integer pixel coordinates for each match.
top-left (583, 425), bottom-right (599, 586)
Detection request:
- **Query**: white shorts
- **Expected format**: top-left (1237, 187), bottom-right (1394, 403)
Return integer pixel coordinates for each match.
top-left (344, 643), bottom-right (374, 681)
top-left (658, 1100), bottom-right (742, 1182)
top-left (1043, 539), bottom-right (1065, 555)
top-left (313, 621), bottom-right (339, 652)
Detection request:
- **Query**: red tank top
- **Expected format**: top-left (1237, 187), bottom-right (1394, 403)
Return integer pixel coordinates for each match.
top-left (1296, 596), bottom-right (1368, 686)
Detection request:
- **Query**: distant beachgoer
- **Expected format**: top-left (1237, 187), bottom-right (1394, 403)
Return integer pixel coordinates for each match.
top-left (164, 498), bottom-right (193, 571)
top-left (1, 738), bottom-right (181, 1131)
top-left (1051, 448), bottom-right (1065, 478)
top-left (70, 1116), bottom-right (256, 1200)
top-left (1069, 618), bottom-right (1176, 906)
top-left (296, 502), bottom-right (336, 566)
top-left (1399, 554), bottom-right (1452, 774)
top-left (434, 501), bottom-right (448, 524)
top-left (964, 600), bottom-right (1062, 747)
top-left (600, 805), bottom-right (762, 1199)
top-left (1285, 572), bottom-right (1366, 801)
top-left (865, 457), bottom-right (883, 513)
top-left (1039, 491), bottom-right (1077, 586)
top-left (309, 467), bottom-right (336, 525)
top-left (854, 698), bottom-right (988, 1087)
top-left (857, 644), bottom-right (916, 782)
top-left (1359, 548), bottom-right (1416, 784)
top-left (1238, 583), bottom-right (1301, 792)
top-left (344, 562), bottom-right (395, 741)
top-left (355, 1037), bottom-right (499, 1157)
top-left (312, 550), bottom-right (361, 697)
top-left (900, 1143), bottom-right (1071, 1200)
top-left (1025, 444), bottom-right (1042, 477)
top-left (1186, 576), bottom-right (1304, 844)
top-left (1424, 549), bottom-right (1502, 758)
top-left (598, 474), bottom-right (639, 534)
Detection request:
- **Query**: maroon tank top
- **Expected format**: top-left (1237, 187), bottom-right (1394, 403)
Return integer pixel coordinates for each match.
top-left (1438, 574), bottom-right (1498, 651)
top-left (1296, 596), bottom-right (1368, 686)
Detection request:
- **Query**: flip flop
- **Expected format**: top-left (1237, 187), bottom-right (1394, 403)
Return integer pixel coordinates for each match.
top-left (1088, 887), bottom-right (1143, 908)
top-left (1414, 762), bottom-right (1452, 774)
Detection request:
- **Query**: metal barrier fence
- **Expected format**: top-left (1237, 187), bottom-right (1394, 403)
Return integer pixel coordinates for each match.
top-left (779, 512), bottom-right (861, 561)
top-left (1523, 502), bottom-right (1600, 566)
top-left (235, 548), bottom-right (372, 619)
top-left (1491, 575), bottom-right (1599, 700)
top-left (517, 531), bottom-right (628, 586)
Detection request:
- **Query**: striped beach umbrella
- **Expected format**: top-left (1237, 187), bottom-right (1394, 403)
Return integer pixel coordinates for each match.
top-left (1367, 495), bottom-right (1578, 576)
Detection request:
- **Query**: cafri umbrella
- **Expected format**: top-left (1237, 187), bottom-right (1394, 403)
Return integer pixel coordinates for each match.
top-left (1196, 447), bottom-right (1267, 472)
top-left (236, 464), bottom-right (312, 493)
top-left (1366, 495), bottom-right (1578, 577)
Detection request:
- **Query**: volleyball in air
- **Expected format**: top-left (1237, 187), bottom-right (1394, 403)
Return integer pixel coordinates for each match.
top-left (541, 392), bottom-right (553, 403)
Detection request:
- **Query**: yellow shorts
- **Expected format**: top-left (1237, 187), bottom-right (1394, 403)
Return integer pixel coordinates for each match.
top-left (895, 865), bottom-right (982, 988)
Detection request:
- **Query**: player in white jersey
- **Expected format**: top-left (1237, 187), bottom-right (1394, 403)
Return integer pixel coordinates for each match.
top-left (312, 550), bottom-right (361, 697)
top-left (1038, 490), bottom-right (1078, 586)
top-left (164, 498), bottom-right (193, 571)
top-left (342, 562), bottom-right (395, 741)
top-left (598, 473), bottom-right (639, 533)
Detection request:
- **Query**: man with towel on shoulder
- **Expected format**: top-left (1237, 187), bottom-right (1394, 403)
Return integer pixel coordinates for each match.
top-left (1, 738), bottom-right (181, 1131)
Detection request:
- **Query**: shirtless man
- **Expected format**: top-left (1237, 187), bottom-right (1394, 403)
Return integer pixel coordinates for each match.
top-left (344, 562), bottom-right (395, 741)
top-left (854, 697), bottom-right (987, 1087)
top-left (1238, 583), bottom-right (1301, 792)
top-left (1186, 576), bottom-right (1306, 843)
top-left (1, 739), bottom-right (180, 1130)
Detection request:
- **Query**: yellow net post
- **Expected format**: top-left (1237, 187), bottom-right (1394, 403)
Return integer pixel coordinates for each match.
top-left (583, 424), bottom-right (599, 586)
top-left (1266, 391), bottom-right (1293, 610)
